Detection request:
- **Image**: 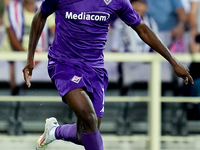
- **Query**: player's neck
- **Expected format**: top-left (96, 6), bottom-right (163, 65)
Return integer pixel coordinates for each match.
top-left (23, 2), bottom-right (35, 13)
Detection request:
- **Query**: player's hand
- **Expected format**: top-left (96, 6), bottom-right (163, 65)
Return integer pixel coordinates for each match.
top-left (22, 60), bottom-right (35, 88)
top-left (173, 63), bottom-right (194, 85)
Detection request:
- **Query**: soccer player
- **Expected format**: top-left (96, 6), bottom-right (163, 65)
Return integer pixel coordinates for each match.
top-left (22, 0), bottom-right (194, 150)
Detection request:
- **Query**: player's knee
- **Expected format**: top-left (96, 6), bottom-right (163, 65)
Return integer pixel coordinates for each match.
top-left (82, 111), bottom-right (98, 125)
top-left (79, 111), bottom-right (98, 132)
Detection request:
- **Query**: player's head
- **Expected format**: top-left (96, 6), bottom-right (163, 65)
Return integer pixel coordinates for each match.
top-left (130, 0), bottom-right (147, 17)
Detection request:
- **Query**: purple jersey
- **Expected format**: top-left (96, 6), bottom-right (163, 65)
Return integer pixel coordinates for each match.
top-left (41, 0), bottom-right (141, 68)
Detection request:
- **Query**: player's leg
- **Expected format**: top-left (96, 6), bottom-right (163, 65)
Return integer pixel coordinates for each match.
top-left (55, 88), bottom-right (104, 150)
top-left (53, 116), bottom-right (102, 145)
top-left (64, 88), bottom-right (98, 132)
top-left (36, 88), bottom-right (103, 150)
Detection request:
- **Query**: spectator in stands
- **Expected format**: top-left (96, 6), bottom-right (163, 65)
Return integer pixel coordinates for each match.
top-left (147, 0), bottom-right (190, 136)
top-left (188, 0), bottom-right (200, 113)
top-left (171, 0), bottom-right (200, 137)
top-left (0, 0), bottom-right (55, 135)
top-left (147, 0), bottom-right (189, 94)
top-left (0, 0), bottom-right (55, 95)
top-left (111, 0), bottom-right (158, 135)
top-left (147, 0), bottom-right (187, 48)
top-left (112, 0), bottom-right (158, 95)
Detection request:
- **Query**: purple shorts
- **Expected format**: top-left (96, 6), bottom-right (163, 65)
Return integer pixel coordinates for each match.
top-left (48, 61), bottom-right (108, 118)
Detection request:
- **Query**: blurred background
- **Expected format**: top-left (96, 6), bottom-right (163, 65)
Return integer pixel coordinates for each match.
top-left (1, 0), bottom-right (200, 149)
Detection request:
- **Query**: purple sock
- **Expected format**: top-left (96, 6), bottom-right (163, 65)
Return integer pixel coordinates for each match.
top-left (55, 123), bottom-right (81, 145)
top-left (81, 130), bottom-right (104, 150)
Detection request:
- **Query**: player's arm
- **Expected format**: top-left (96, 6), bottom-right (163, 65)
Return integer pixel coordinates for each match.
top-left (132, 22), bottom-right (193, 84)
top-left (23, 9), bottom-right (48, 88)
top-left (23, 0), bottom-right (58, 88)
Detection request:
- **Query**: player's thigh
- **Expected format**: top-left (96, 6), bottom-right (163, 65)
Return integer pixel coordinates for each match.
top-left (63, 88), bottom-right (96, 118)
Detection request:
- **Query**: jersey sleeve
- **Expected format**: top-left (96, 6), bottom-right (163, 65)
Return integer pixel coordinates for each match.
top-left (116, 0), bottom-right (141, 27)
top-left (40, 0), bottom-right (59, 16)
